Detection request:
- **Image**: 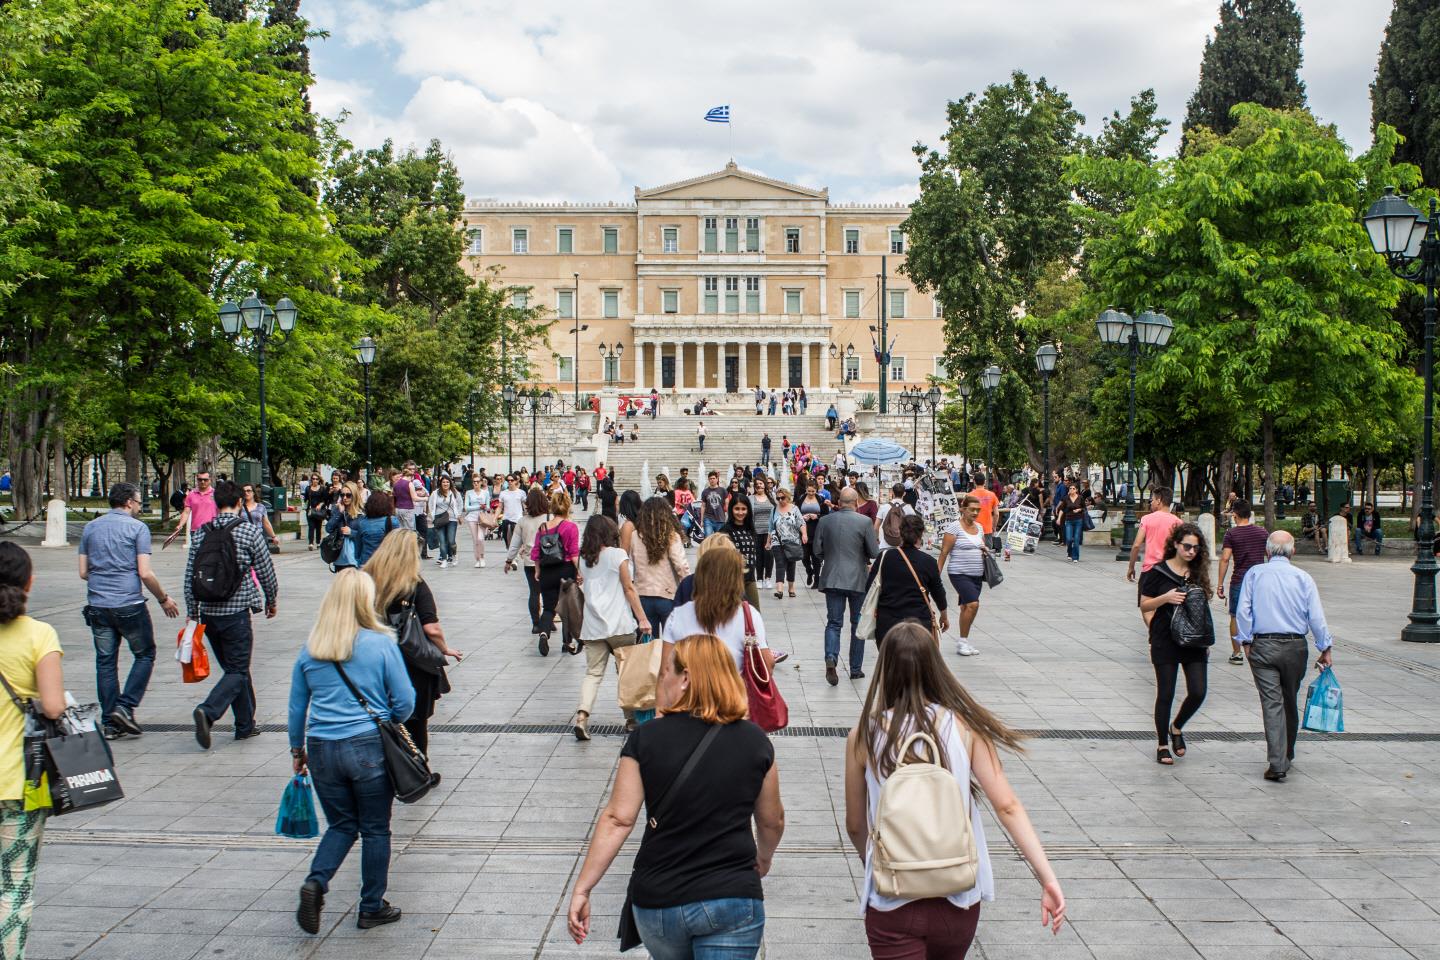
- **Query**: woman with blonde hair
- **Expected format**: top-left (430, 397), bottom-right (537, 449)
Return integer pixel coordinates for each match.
top-left (325, 481), bottom-right (364, 571)
top-left (845, 622), bottom-right (1064, 958)
top-left (463, 472), bottom-right (496, 569)
top-left (662, 547), bottom-right (773, 673)
top-left (288, 569), bottom-right (416, 936)
top-left (568, 634), bottom-right (785, 958)
top-left (365, 530), bottom-right (463, 754)
top-left (531, 488), bottom-right (581, 656)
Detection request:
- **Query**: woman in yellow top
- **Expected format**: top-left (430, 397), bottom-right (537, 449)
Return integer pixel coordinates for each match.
top-left (0, 543), bottom-right (66, 959)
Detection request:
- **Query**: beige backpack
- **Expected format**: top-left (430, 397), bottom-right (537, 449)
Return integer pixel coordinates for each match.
top-left (871, 729), bottom-right (978, 900)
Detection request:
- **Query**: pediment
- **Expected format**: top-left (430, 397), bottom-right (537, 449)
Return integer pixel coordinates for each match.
top-left (636, 161), bottom-right (827, 201)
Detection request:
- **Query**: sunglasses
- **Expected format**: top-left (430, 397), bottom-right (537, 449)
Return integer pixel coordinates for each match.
top-left (341, 493), bottom-right (353, 499)
top-left (1178, 542), bottom-right (1200, 552)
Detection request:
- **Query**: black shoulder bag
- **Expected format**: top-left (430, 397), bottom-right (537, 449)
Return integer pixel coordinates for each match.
top-left (332, 661), bottom-right (440, 803)
top-left (1162, 566), bottom-right (1216, 648)
top-left (391, 587), bottom-right (447, 676)
top-left (617, 724), bottom-right (723, 951)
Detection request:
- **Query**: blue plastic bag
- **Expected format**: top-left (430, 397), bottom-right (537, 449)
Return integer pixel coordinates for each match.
top-left (1302, 666), bottom-right (1344, 734)
top-left (276, 774), bottom-right (320, 839)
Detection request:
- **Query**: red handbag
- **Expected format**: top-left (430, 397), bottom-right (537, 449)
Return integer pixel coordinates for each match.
top-left (741, 603), bottom-right (788, 733)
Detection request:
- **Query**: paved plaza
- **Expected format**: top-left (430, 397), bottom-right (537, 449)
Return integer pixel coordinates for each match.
top-left (12, 520), bottom-right (1440, 960)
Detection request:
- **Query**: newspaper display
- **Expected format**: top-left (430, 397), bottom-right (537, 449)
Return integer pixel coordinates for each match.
top-left (916, 472), bottom-right (958, 548)
top-left (1003, 504), bottom-right (1042, 554)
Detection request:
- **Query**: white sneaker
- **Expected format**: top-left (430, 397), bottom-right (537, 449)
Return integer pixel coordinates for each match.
top-left (955, 640), bottom-right (979, 656)
top-left (435, 557), bottom-right (445, 566)
top-left (479, 559), bottom-right (486, 568)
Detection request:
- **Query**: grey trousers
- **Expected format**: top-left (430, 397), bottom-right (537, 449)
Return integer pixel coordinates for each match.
top-left (1247, 635), bottom-right (1308, 775)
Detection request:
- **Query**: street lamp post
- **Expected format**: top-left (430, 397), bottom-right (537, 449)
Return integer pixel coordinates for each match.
top-left (927, 384), bottom-right (942, 464)
top-left (1364, 187), bottom-right (1440, 641)
top-left (980, 365), bottom-right (1001, 481)
top-left (1035, 343), bottom-right (1059, 537)
top-left (354, 336), bottom-right (376, 486)
top-left (502, 384), bottom-right (516, 475)
top-left (828, 342), bottom-right (857, 385)
top-left (897, 387), bottom-right (924, 454)
top-left (571, 273), bottom-right (586, 407)
top-left (220, 293), bottom-right (298, 495)
top-left (958, 379), bottom-right (971, 483)
top-left (1095, 307), bottom-right (1173, 560)
top-left (598, 342), bottom-right (623, 387)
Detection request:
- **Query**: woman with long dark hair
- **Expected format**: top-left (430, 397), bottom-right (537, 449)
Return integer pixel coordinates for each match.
top-left (865, 514), bottom-right (948, 646)
top-left (845, 622), bottom-right (1064, 958)
top-left (796, 479), bottom-right (828, 588)
top-left (571, 516), bottom-right (651, 740)
top-left (1139, 522), bottom-right (1213, 765)
top-left (618, 489), bottom-right (643, 555)
top-left (630, 498), bottom-right (689, 636)
top-left (749, 477), bottom-right (777, 590)
top-left (720, 493), bottom-right (762, 610)
top-left (597, 476), bottom-right (618, 522)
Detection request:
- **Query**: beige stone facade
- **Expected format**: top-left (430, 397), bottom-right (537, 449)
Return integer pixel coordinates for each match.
top-left (462, 162), bottom-right (947, 398)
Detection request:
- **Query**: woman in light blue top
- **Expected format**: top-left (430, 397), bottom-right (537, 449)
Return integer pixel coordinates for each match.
top-left (288, 568), bottom-right (415, 936)
top-left (844, 622), bottom-right (1064, 958)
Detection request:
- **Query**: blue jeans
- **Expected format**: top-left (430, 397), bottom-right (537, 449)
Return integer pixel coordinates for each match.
top-left (640, 596), bottom-right (674, 637)
top-left (634, 897), bottom-right (766, 960)
top-left (305, 732), bottom-right (394, 913)
top-left (698, 435), bottom-right (706, 451)
top-left (1356, 527), bottom-right (1383, 554)
top-left (88, 603), bottom-right (156, 719)
top-left (433, 519), bottom-right (458, 560)
top-left (197, 611), bottom-right (256, 737)
top-left (824, 589), bottom-right (865, 674)
top-left (1064, 519), bottom-right (1084, 561)
top-left (704, 518), bottom-right (724, 538)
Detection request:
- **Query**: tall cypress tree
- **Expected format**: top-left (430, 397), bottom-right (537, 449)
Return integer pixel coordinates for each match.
top-left (206, 0), bottom-right (247, 22)
top-left (1183, 1), bottom-right (1307, 141)
top-left (1372, 0), bottom-right (1440, 187)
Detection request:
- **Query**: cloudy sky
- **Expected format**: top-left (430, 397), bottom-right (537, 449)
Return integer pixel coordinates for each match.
top-left (305, 0), bottom-right (1394, 204)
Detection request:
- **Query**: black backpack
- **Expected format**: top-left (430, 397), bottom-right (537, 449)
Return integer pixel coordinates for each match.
top-left (191, 519), bottom-right (245, 603)
top-left (537, 520), bottom-right (566, 567)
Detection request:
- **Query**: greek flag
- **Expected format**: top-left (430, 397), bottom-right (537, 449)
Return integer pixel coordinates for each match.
top-left (704, 105), bottom-right (730, 124)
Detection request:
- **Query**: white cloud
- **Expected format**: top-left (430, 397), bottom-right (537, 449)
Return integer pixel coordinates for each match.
top-left (307, 0), bottom-right (1395, 202)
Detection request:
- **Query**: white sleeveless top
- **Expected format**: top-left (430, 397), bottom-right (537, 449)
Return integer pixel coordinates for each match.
top-left (581, 547), bottom-right (637, 642)
top-left (863, 706), bottom-right (995, 913)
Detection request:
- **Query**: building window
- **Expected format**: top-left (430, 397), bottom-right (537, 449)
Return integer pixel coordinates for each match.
top-left (510, 290), bottom-right (528, 309)
top-left (603, 355), bottom-right (620, 383)
top-left (934, 298), bottom-right (944, 318)
top-left (934, 357), bottom-right (948, 379)
top-left (785, 227), bottom-right (800, 253)
top-left (703, 276), bottom-right (718, 313)
top-left (557, 289), bottom-right (574, 319)
top-left (844, 289), bottom-right (860, 319)
top-left (784, 289), bottom-right (801, 315)
top-left (725, 217), bottom-right (739, 254)
top-left (466, 228), bottom-right (483, 255)
top-left (844, 356), bottom-right (861, 383)
top-left (890, 356), bottom-right (906, 382)
top-left (844, 228), bottom-right (859, 254)
top-left (663, 289), bottom-right (679, 314)
top-left (746, 217), bottom-right (760, 251)
top-left (558, 356), bottom-right (575, 382)
top-left (603, 227), bottom-right (618, 254)
top-left (889, 290), bottom-right (906, 319)
top-left (724, 276), bottom-right (740, 313)
top-left (557, 227), bottom-right (573, 254)
top-left (745, 276), bottom-right (760, 312)
top-left (512, 228), bottom-right (529, 254)
top-left (703, 217), bottom-right (718, 253)
top-left (603, 290), bottom-right (619, 318)
top-left (663, 226), bottom-right (678, 253)
top-left (890, 229), bottom-right (905, 255)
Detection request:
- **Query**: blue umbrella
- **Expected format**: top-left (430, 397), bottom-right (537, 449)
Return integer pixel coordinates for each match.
top-left (848, 437), bottom-right (911, 466)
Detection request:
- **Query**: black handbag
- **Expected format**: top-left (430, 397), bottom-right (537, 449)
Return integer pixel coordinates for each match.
top-left (0, 672), bottom-right (123, 815)
top-left (982, 550), bottom-right (1004, 588)
top-left (391, 588), bottom-right (447, 676)
top-left (618, 724), bottom-right (722, 951)
top-left (331, 662), bottom-right (440, 803)
top-left (319, 528), bottom-right (344, 565)
top-left (1170, 584), bottom-right (1216, 648)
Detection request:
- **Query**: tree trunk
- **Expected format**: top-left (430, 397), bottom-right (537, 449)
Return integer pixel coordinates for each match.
top-left (1215, 448), bottom-right (1236, 511)
top-left (4, 395), bottom-right (52, 520)
top-left (1261, 415), bottom-right (1277, 528)
top-left (123, 429), bottom-right (141, 483)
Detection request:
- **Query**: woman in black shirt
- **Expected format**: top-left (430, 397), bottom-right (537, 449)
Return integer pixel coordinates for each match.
top-left (568, 634), bottom-right (784, 958)
top-left (865, 514), bottom-right (949, 645)
top-left (719, 493), bottom-right (762, 610)
top-left (1139, 521), bottom-right (1212, 765)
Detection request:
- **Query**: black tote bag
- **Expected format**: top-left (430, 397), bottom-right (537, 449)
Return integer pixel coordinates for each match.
top-left (332, 662), bottom-right (440, 804)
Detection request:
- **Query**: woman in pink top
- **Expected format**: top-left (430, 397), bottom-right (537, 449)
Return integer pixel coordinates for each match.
top-left (531, 489), bottom-right (581, 657)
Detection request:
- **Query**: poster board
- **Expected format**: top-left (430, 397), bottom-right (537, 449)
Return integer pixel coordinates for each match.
top-left (916, 473), bottom-right (958, 547)
top-left (1003, 504), bottom-right (1041, 554)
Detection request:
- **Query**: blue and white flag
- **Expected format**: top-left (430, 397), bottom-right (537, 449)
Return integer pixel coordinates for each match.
top-left (704, 105), bottom-right (730, 124)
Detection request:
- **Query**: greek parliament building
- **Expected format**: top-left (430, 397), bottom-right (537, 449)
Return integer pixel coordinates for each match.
top-left (461, 161), bottom-right (946, 398)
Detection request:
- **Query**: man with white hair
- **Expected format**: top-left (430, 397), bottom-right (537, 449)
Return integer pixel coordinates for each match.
top-left (1234, 530), bottom-right (1334, 782)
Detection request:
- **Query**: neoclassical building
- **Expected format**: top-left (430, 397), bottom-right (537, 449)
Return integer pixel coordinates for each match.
top-left (462, 161), bottom-right (947, 398)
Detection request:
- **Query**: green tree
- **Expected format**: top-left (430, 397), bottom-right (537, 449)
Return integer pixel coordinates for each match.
top-left (1183, 0), bottom-right (1307, 144)
top-left (1073, 106), bottom-right (1420, 527)
top-left (1372, 0), bottom-right (1440, 187)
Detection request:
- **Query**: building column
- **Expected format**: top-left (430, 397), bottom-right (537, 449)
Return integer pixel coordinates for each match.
top-left (760, 341), bottom-right (770, 389)
top-left (695, 340), bottom-right (706, 391)
top-left (801, 341), bottom-right (812, 389)
top-left (739, 340), bottom-right (749, 389)
top-left (675, 340), bottom-right (686, 390)
top-left (820, 341), bottom-right (830, 391)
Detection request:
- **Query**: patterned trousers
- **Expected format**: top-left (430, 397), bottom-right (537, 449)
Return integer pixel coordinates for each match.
top-left (0, 800), bottom-right (47, 959)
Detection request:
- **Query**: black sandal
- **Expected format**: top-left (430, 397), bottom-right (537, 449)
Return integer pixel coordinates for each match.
top-left (1169, 727), bottom-right (1187, 758)
top-left (1156, 746), bottom-right (1174, 765)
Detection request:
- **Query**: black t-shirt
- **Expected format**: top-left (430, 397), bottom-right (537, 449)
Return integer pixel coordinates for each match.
top-left (701, 486), bottom-right (727, 522)
top-left (720, 524), bottom-right (759, 581)
top-left (1140, 564), bottom-right (1206, 665)
top-left (620, 713), bottom-right (774, 908)
top-left (385, 578), bottom-right (439, 626)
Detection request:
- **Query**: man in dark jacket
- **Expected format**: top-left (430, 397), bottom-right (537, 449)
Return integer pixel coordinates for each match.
top-left (813, 487), bottom-right (879, 686)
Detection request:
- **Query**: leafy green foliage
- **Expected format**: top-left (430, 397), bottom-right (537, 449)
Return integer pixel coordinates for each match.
top-left (1183, 0), bottom-right (1307, 144)
top-left (1372, 0), bottom-right (1440, 191)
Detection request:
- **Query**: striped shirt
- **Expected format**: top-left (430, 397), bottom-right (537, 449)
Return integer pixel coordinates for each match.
top-left (183, 513), bottom-right (279, 620)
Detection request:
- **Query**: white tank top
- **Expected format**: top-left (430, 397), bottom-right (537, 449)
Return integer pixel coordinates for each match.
top-left (863, 706), bottom-right (995, 914)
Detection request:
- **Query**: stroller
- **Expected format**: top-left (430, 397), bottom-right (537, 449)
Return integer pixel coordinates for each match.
top-left (680, 503), bottom-right (707, 546)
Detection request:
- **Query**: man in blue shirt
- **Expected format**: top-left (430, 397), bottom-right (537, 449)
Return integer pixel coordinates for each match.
top-left (78, 482), bottom-right (181, 739)
top-left (1234, 530), bottom-right (1334, 782)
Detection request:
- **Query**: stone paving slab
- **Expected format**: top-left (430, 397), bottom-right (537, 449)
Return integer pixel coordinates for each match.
top-left (11, 519), bottom-right (1440, 958)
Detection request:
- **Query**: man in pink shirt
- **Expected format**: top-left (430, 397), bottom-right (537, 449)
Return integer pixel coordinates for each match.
top-left (176, 471), bottom-right (217, 533)
top-left (1126, 486), bottom-right (1182, 624)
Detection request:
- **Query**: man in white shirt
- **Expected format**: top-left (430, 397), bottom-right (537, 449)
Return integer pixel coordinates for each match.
top-left (497, 476), bottom-right (526, 549)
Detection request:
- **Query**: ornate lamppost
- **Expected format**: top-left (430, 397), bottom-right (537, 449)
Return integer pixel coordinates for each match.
top-left (980, 365), bottom-right (1001, 480)
top-left (354, 336), bottom-right (376, 486)
top-left (598, 342), bottom-right (624, 386)
top-left (1035, 343), bottom-right (1059, 537)
top-left (502, 384), bottom-right (517, 474)
top-left (219, 293), bottom-right (299, 499)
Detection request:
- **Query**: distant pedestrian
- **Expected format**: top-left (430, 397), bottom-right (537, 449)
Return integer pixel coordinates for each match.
top-left (662, 548), bottom-right (774, 674)
top-left (936, 494), bottom-right (987, 658)
top-left (761, 432), bottom-right (772, 466)
top-left (826, 402), bottom-right (838, 430)
top-left (290, 568), bottom-right (415, 935)
top-left (768, 391), bottom-right (778, 416)
top-left (630, 498), bottom-right (690, 637)
top-left (305, 472), bottom-right (330, 550)
top-left (498, 475), bottom-right (525, 547)
top-left (1217, 500), bottom-right (1268, 665)
top-left (719, 493), bottom-right (763, 610)
top-left (463, 474), bottom-right (493, 569)
top-left (348, 491), bottom-right (398, 569)
top-left (845, 622), bottom-right (1065, 958)
top-left (425, 475), bottom-right (462, 568)
top-left (597, 476), bottom-right (618, 522)
top-left (799, 387), bottom-right (808, 414)
top-left (506, 487), bottom-right (550, 633)
top-left (78, 482), bottom-right (181, 740)
top-left (325, 482), bottom-right (363, 571)
top-left (700, 472), bottom-right (727, 538)
top-left (1139, 522), bottom-right (1213, 766)
top-left (240, 483), bottom-right (281, 551)
top-left (0, 543), bottom-right (68, 958)
top-left (767, 488), bottom-right (805, 598)
top-left (1354, 502), bottom-right (1383, 555)
top-left (186, 480), bottom-right (279, 750)
top-left (697, 420), bottom-right (707, 452)
top-left (1056, 486), bottom-right (1087, 563)
top-left (749, 477), bottom-right (777, 590)
top-left (532, 489), bottom-right (581, 657)
top-left (172, 469), bottom-right (216, 540)
top-left (814, 487), bottom-right (879, 685)
top-left (1235, 531), bottom-right (1334, 782)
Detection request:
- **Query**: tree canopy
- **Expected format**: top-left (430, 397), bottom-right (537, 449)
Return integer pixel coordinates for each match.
top-left (1372, 0), bottom-right (1440, 189)
top-left (1184, 0), bottom-right (1307, 144)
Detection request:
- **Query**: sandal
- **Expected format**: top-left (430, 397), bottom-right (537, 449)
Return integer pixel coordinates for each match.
top-left (1228, 652), bottom-right (1244, 665)
top-left (788, 590), bottom-right (796, 598)
top-left (1156, 747), bottom-right (1174, 765)
top-left (774, 590), bottom-right (783, 600)
top-left (1169, 726), bottom-right (1187, 758)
